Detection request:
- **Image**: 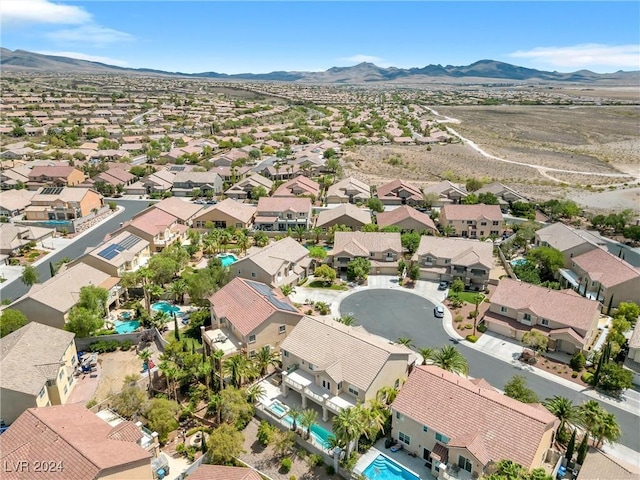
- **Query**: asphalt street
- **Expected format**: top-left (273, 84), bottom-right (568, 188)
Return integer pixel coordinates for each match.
top-left (0, 199), bottom-right (151, 303)
top-left (340, 289), bottom-right (640, 452)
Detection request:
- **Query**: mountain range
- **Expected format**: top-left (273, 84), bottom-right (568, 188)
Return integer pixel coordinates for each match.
top-left (1, 48), bottom-right (638, 84)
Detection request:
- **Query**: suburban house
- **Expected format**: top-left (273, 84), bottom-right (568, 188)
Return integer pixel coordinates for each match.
top-left (376, 179), bottom-right (423, 206)
top-left (9, 262), bottom-right (122, 330)
top-left (534, 223), bottom-right (606, 267)
top-left (412, 236), bottom-right (493, 290)
top-left (273, 176), bottom-right (321, 200)
top-left (116, 208), bottom-right (186, 252)
top-left (0, 166), bottom-right (30, 190)
top-left (422, 181), bottom-right (468, 207)
top-left (330, 231), bottom-right (402, 275)
top-left (192, 198), bottom-right (257, 230)
top-left (94, 167), bottom-right (136, 189)
top-left (225, 174), bottom-right (273, 200)
top-left (142, 169), bottom-right (175, 194)
top-left (0, 404), bottom-right (153, 480)
top-left (315, 204), bottom-right (372, 231)
top-left (326, 176), bottom-right (370, 204)
top-left (482, 278), bottom-right (601, 355)
top-left (151, 197), bottom-right (204, 225)
top-left (0, 189), bottom-right (35, 218)
top-left (25, 187), bottom-right (104, 221)
top-left (0, 323), bottom-right (77, 425)
top-left (376, 205), bottom-right (438, 233)
top-left (171, 171), bottom-right (223, 197)
top-left (71, 232), bottom-right (151, 277)
top-left (577, 448), bottom-right (640, 480)
top-left (26, 165), bottom-right (85, 190)
top-left (561, 248), bottom-right (640, 310)
top-left (231, 237), bottom-right (311, 289)
top-left (281, 316), bottom-right (416, 421)
top-left (475, 182), bottom-right (528, 210)
top-left (389, 365), bottom-right (557, 478)
top-left (254, 197), bottom-right (312, 231)
top-left (439, 204), bottom-right (504, 238)
top-left (203, 278), bottom-right (303, 357)
top-left (187, 465), bottom-right (262, 480)
top-left (0, 224), bottom-right (54, 256)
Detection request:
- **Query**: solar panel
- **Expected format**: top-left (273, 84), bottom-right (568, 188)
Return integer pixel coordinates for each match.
top-left (97, 244), bottom-right (120, 260)
top-left (118, 235), bottom-right (142, 251)
top-left (170, 166), bottom-right (186, 172)
top-left (247, 280), bottom-right (298, 313)
top-left (41, 187), bottom-right (64, 195)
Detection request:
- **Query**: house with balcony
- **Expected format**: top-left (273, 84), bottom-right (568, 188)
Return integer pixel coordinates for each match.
top-left (71, 232), bottom-right (150, 277)
top-left (25, 187), bottom-right (104, 221)
top-left (422, 181), bottom-right (468, 208)
top-left (439, 204), bottom-right (504, 239)
top-left (376, 205), bottom-right (438, 233)
top-left (9, 262), bottom-right (123, 330)
top-left (0, 323), bottom-right (77, 425)
top-left (0, 404), bottom-right (154, 480)
top-left (326, 176), bottom-right (370, 205)
top-left (534, 223), bottom-right (606, 267)
top-left (330, 231), bottom-right (402, 275)
top-left (151, 196), bottom-right (204, 226)
top-left (231, 237), bottom-right (311, 289)
top-left (315, 204), bottom-right (372, 231)
top-left (483, 278), bottom-right (601, 355)
top-left (193, 198), bottom-right (257, 230)
top-left (0, 189), bottom-right (34, 218)
top-left (203, 278), bottom-right (303, 358)
top-left (389, 365), bottom-right (557, 479)
top-left (115, 208), bottom-right (186, 252)
top-left (254, 197), bottom-right (312, 231)
top-left (273, 176), bottom-right (320, 201)
top-left (26, 165), bottom-right (85, 190)
top-left (376, 179), bottom-right (423, 206)
top-left (281, 316), bottom-right (416, 421)
top-left (561, 248), bottom-right (640, 311)
top-left (412, 237), bottom-right (493, 290)
top-left (225, 174), bottom-right (273, 200)
top-left (172, 171), bottom-right (223, 197)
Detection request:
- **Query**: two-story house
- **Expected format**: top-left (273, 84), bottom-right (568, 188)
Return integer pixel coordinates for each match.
top-left (376, 179), bottom-right (423, 206)
top-left (203, 278), bottom-right (303, 357)
top-left (172, 171), bottom-right (223, 197)
top-left (330, 231), bottom-right (402, 275)
top-left (422, 181), bottom-right (468, 207)
top-left (475, 182), bottom-right (528, 211)
top-left (142, 169), bottom-right (175, 194)
top-left (483, 278), bottom-right (602, 355)
top-left (315, 204), bottom-right (372, 231)
top-left (9, 262), bottom-right (123, 330)
top-left (281, 316), bottom-right (416, 421)
top-left (231, 237), bottom-right (311, 289)
top-left (254, 197), bottom-right (312, 231)
top-left (534, 223), bottom-right (606, 267)
top-left (193, 198), bottom-right (257, 230)
top-left (326, 176), bottom-right (370, 205)
top-left (116, 208), bottom-right (186, 252)
top-left (25, 187), bottom-right (104, 221)
top-left (152, 197), bottom-right (204, 226)
top-left (273, 176), bottom-right (321, 200)
top-left (412, 236), bottom-right (494, 290)
top-left (389, 366), bottom-right (557, 479)
top-left (0, 323), bottom-right (78, 425)
top-left (71, 232), bottom-right (151, 277)
top-left (26, 165), bottom-right (85, 190)
top-left (376, 205), bottom-right (438, 233)
top-left (0, 189), bottom-right (35, 218)
top-left (439, 204), bottom-right (504, 238)
top-left (225, 174), bottom-right (273, 200)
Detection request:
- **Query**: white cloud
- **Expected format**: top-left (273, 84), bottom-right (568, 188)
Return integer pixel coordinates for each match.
top-left (1, 0), bottom-right (91, 26)
top-left (36, 51), bottom-right (129, 67)
top-left (339, 54), bottom-right (384, 64)
top-left (510, 44), bottom-right (640, 71)
top-left (46, 25), bottom-right (134, 47)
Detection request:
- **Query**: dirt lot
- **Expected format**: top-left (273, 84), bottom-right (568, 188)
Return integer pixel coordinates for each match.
top-left (92, 349), bottom-right (148, 402)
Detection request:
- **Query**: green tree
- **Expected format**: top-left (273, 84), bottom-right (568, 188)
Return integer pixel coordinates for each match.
top-left (401, 232), bottom-right (421, 254)
top-left (280, 284), bottom-right (295, 296)
top-left (138, 349), bottom-right (153, 392)
top-left (478, 192), bottom-right (499, 205)
top-left (21, 265), bottom-right (40, 287)
top-left (367, 197), bottom-right (384, 213)
top-left (465, 178), bottom-right (483, 192)
top-left (396, 337), bottom-right (413, 347)
top-left (167, 279), bottom-right (187, 304)
top-left (422, 192), bottom-right (439, 210)
top-left (565, 429), bottom-right (576, 462)
top-left (347, 257), bottom-right (371, 283)
top-left (294, 225), bottom-right (307, 242)
top-left (597, 362), bottom-right (633, 395)
top-left (78, 285), bottom-right (109, 317)
top-left (576, 433), bottom-right (589, 465)
top-left (432, 345), bottom-right (469, 376)
top-left (288, 405), bottom-right (302, 432)
top-left (220, 386), bottom-right (255, 429)
top-left (450, 277), bottom-right (465, 293)
top-left (148, 254), bottom-right (179, 285)
top-left (323, 147), bottom-right (336, 159)
top-left (333, 406), bottom-right (364, 456)
top-left (314, 264), bottom-right (337, 285)
top-left (362, 223), bottom-right (379, 232)
top-left (205, 423), bottom-right (245, 465)
top-left (300, 408), bottom-right (318, 440)
top-left (527, 246), bottom-right (564, 281)
top-left (223, 354), bottom-right (251, 388)
top-left (253, 230), bottom-right (269, 247)
top-left (65, 307), bottom-right (103, 337)
top-left (112, 386), bottom-right (147, 418)
top-left (308, 246), bottom-right (327, 265)
top-left (144, 398), bottom-right (180, 444)
top-left (593, 410), bottom-right (621, 447)
top-left (253, 345), bottom-right (278, 376)
top-left (615, 302), bottom-right (640, 325)
top-left (0, 309), bottom-right (29, 337)
top-left (521, 330), bottom-right (548, 357)
top-left (463, 193), bottom-right (479, 205)
top-left (251, 185), bottom-right (268, 200)
top-left (419, 347), bottom-right (436, 365)
top-left (543, 396), bottom-right (581, 439)
top-left (503, 375), bottom-right (539, 403)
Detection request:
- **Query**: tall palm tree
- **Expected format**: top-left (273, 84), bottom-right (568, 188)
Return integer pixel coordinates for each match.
top-left (432, 346), bottom-right (469, 376)
top-left (246, 383), bottom-right (266, 404)
top-left (167, 279), bottom-right (187, 304)
top-left (396, 337), bottom-right (413, 347)
top-left (294, 225), bottom-right (307, 243)
top-left (198, 360), bottom-right (212, 390)
top-left (159, 361), bottom-right (179, 400)
top-left (419, 347), bottom-right (436, 365)
top-left (333, 406), bottom-right (364, 456)
top-left (300, 409), bottom-right (318, 440)
top-left (212, 349), bottom-right (225, 392)
top-left (593, 411), bottom-right (621, 447)
top-left (543, 396), bottom-right (581, 438)
top-left (360, 404), bottom-right (386, 438)
top-left (138, 349), bottom-right (153, 393)
top-left (376, 386), bottom-right (399, 406)
top-left (235, 232), bottom-right (250, 256)
top-left (312, 226), bottom-right (322, 244)
top-left (578, 400), bottom-right (604, 444)
top-left (288, 406), bottom-right (303, 433)
top-left (223, 354), bottom-right (249, 388)
top-left (253, 345), bottom-right (278, 377)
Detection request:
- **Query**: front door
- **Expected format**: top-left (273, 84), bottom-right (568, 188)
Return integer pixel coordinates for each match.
top-left (423, 449), bottom-right (432, 469)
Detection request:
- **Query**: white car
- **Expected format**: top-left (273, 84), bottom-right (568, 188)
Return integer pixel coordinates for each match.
top-left (434, 306), bottom-right (445, 318)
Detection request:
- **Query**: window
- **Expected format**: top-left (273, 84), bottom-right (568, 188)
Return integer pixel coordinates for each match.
top-left (500, 306), bottom-right (508, 313)
top-left (251, 272), bottom-right (256, 278)
top-left (466, 220), bottom-right (473, 225)
top-left (283, 350), bottom-right (289, 357)
top-left (492, 221), bottom-right (499, 225)
top-left (398, 432), bottom-right (411, 445)
top-left (249, 350), bottom-right (256, 358)
top-left (348, 386), bottom-right (359, 396)
top-left (338, 382), bottom-right (342, 390)
top-left (309, 363), bottom-right (315, 371)
top-left (286, 214), bottom-right (293, 219)
top-left (541, 318), bottom-right (550, 326)
top-left (386, 252), bottom-right (393, 258)
top-left (458, 455), bottom-right (472, 473)
top-left (71, 355), bottom-right (76, 365)
top-left (394, 378), bottom-right (400, 388)
top-left (59, 369), bottom-right (64, 380)
top-left (444, 259), bottom-right (450, 264)
top-left (237, 269), bottom-right (241, 275)
top-left (425, 256), bottom-right (433, 263)
top-left (38, 387), bottom-right (46, 399)
top-left (395, 411), bottom-right (404, 421)
top-left (248, 334), bottom-right (256, 344)
top-left (322, 379), bottom-right (331, 390)
top-left (435, 432), bottom-right (449, 443)
top-left (480, 221), bottom-right (487, 226)
top-left (423, 425), bottom-right (429, 433)
top-left (370, 252), bottom-right (375, 257)
top-left (523, 313), bottom-right (532, 321)
top-left (63, 385), bottom-right (68, 395)
top-left (278, 325), bottom-right (286, 334)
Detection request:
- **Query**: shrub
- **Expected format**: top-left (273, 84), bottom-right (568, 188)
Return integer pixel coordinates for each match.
top-left (466, 335), bottom-right (478, 343)
top-left (120, 340), bottom-right (133, 351)
top-left (257, 420), bottom-right (275, 446)
top-left (281, 457), bottom-right (292, 473)
top-left (176, 443), bottom-right (186, 454)
top-left (308, 454), bottom-right (324, 467)
top-left (306, 309), bottom-right (313, 315)
top-left (325, 465), bottom-right (335, 476)
top-left (464, 324), bottom-right (473, 330)
top-left (570, 352), bottom-right (586, 371)
top-left (86, 398), bottom-right (97, 408)
top-left (581, 372), bottom-right (594, 385)
top-left (290, 476), bottom-right (297, 480)
top-left (454, 314), bottom-right (464, 323)
top-left (186, 426), bottom-right (210, 437)
top-left (571, 372), bottom-right (579, 378)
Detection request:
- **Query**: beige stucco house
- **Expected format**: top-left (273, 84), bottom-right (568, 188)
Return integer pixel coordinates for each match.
top-left (326, 176), bottom-right (370, 204)
top-left (439, 204), bottom-right (504, 238)
top-left (71, 232), bottom-right (150, 277)
top-left (376, 179), bottom-right (423, 206)
top-left (376, 205), bottom-right (437, 233)
top-left (225, 174), bottom-right (273, 200)
top-left (254, 197), bottom-right (312, 231)
top-left (330, 231), bottom-right (402, 275)
top-left (115, 208), bottom-right (186, 252)
top-left (192, 198), bottom-right (257, 230)
top-left (534, 223), bottom-right (606, 267)
top-left (315, 204), bottom-right (372, 231)
top-left (25, 187), bottom-right (104, 221)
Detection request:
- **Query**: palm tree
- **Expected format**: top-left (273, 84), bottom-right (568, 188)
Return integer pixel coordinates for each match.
top-left (376, 386), bottom-right (398, 406)
top-left (280, 284), bottom-right (296, 297)
top-left (212, 349), bottom-right (225, 392)
top-left (246, 383), bottom-right (266, 404)
top-left (578, 400), bottom-right (603, 444)
top-left (360, 404), bottom-right (386, 439)
top-left (253, 345), bottom-right (278, 376)
top-left (333, 406), bottom-right (364, 456)
top-left (167, 279), bottom-right (187, 304)
top-left (294, 225), bottom-right (307, 243)
top-left (235, 232), bottom-right (250, 256)
top-left (432, 346), bottom-right (469, 376)
top-left (288, 406), bottom-right (303, 433)
top-left (138, 349), bottom-right (153, 393)
top-left (396, 337), bottom-right (413, 347)
top-left (312, 226), bottom-right (323, 244)
top-left (419, 347), bottom-right (436, 365)
top-left (336, 314), bottom-right (357, 326)
top-left (198, 360), bottom-right (212, 391)
top-left (543, 396), bottom-right (581, 439)
top-left (159, 361), bottom-right (179, 400)
top-left (593, 411), bottom-right (621, 447)
top-left (300, 409), bottom-right (318, 439)
top-left (223, 354), bottom-right (249, 388)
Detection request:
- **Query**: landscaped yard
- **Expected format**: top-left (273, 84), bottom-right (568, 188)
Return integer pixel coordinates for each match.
top-left (308, 280), bottom-right (348, 291)
top-left (448, 291), bottom-right (485, 304)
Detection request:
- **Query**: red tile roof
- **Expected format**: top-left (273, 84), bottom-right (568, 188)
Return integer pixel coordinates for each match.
top-left (257, 196), bottom-right (311, 214)
top-left (391, 366), bottom-right (557, 469)
top-left (126, 208), bottom-right (179, 236)
top-left (376, 179), bottom-right (422, 201)
top-left (0, 405), bottom-right (151, 480)
top-left (441, 204), bottom-right (503, 221)
top-left (572, 248), bottom-right (640, 288)
top-left (28, 166), bottom-right (79, 179)
top-left (187, 465), bottom-right (262, 480)
top-left (376, 205), bottom-right (437, 231)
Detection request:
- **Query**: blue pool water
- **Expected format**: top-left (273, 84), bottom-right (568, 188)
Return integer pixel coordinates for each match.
top-left (268, 401), bottom-right (334, 448)
top-left (268, 401), bottom-right (288, 417)
top-left (363, 454), bottom-right (420, 480)
top-left (510, 258), bottom-right (527, 267)
top-left (151, 302), bottom-right (182, 316)
top-left (121, 311), bottom-right (132, 320)
top-left (217, 253), bottom-right (238, 267)
top-left (114, 320), bottom-right (140, 334)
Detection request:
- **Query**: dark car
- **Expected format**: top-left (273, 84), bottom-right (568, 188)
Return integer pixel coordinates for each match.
top-left (434, 306), bottom-right (445, 318)
top-left (438, 281), bottom-right (449, 290)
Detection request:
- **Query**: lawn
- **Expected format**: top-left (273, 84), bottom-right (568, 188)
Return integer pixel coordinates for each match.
top-left (449, 291), bottom-right (485, 304)
top-left (308, 280), bottom-right (348, 290)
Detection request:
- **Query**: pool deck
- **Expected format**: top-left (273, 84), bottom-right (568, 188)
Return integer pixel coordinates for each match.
top-left (355, 439), bottom-right (437, 480)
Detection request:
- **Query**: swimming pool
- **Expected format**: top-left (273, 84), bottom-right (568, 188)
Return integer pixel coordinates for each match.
top-left (510, 258), bottom-right (527, 267)
top-left (268, 401), bottom-right (334, 448)
top-left (151, 302), bottom-right (183, 316)
top-left (114, 319), bottom-right (140, 334)
top-left (268, 401), bottom-right (289, 418)
top-left (309, 422), bottom-right (334, 447)
top-left (217, 253), bottom-right (238, 267)
top-left (363, 454), bottom-right (421, 480)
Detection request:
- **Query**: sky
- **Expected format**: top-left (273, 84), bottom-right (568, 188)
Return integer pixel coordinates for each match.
top-left (1, 1), bottom-right (639, 74)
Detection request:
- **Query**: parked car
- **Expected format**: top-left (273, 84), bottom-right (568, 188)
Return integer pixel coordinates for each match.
top-left (434, 306), bottom-right (445, 318)
top-left (438, 281), bottom-right (449, 291)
